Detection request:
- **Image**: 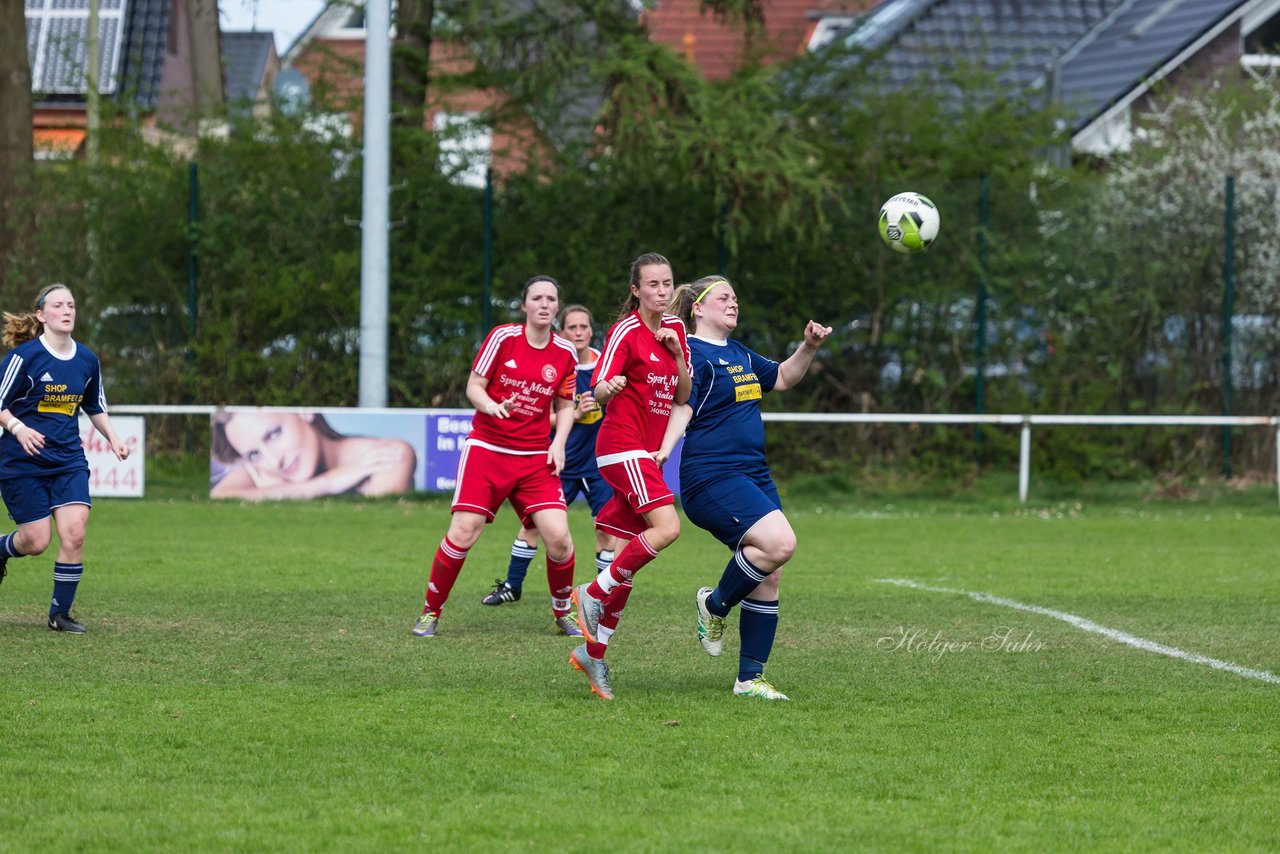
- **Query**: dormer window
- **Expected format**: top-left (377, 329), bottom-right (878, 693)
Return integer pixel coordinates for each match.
top-left (1242, 3), bottom-right (1280, 77)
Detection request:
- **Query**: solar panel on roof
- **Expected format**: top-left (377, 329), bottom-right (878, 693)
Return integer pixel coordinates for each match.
top-left (26, 0), bottom-right (129, 96)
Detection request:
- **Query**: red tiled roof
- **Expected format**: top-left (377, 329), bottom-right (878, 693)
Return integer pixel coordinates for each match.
top-left (643, 0), bottom-right (882, 80)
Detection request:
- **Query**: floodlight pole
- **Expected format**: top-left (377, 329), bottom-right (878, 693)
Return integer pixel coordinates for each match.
top-left (358, 0), bottom-right (392, 408)
top-left (1222, 175), bottom-right (1235, 480)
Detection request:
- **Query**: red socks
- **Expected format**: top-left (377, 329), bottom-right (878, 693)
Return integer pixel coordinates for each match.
top-left (423, 537), bottom-right (469, 615)
top-left (547, 550), bottom-right (575, 617)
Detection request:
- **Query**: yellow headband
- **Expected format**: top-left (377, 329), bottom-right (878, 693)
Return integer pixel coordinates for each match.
top-left (693, 278), bottom-right (728, 304)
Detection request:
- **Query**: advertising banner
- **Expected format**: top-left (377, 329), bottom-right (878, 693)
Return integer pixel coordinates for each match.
top-left (209, 409), bottom-right (428, 501)
top-left (80, 414), bottom-right (145, 497)
top-left (208, 408), bottom-right (682, 500)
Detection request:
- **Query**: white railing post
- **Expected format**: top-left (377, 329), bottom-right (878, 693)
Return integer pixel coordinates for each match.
top-left (1019, 418), bottom-right (1031, 504)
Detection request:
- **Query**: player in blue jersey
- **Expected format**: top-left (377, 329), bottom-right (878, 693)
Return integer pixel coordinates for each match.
top-left (662, 275), bottom-right (831, 699)
top-left (0, 284), bottom-right (132, 633)
top-left (483, 305), bottom-right (617, 618)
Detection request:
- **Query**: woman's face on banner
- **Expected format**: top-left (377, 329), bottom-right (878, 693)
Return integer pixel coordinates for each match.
top-left (223, 412), bottom-right (321, 482)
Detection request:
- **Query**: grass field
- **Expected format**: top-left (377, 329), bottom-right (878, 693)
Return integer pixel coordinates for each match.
top-left (2, 489), bottom-right (1278, 851)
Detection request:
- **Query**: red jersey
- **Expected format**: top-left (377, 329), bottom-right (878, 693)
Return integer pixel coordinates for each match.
top-left (591, 312), bottom-right (691, 455)
top-left (468, 324), bottom-right (578, 454)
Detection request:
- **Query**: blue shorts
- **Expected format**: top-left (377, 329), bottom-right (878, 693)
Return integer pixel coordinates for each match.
top-left (1, 470), bottom-right (92, 525)
top-left (680, 471), bottom-right (782, 550)
top-left (563, 469), bottom-right (613, 516)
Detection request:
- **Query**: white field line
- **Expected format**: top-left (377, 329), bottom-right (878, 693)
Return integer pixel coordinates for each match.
top-left (876, 578), bottom-right (1280, 686)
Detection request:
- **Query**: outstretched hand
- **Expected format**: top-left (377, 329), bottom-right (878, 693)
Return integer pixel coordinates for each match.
top-left (803, 321), bottom-right (833, 348)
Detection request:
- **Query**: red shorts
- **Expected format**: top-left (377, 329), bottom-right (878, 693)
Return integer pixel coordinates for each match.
top-left (452, 441), bottom-right (566, 527)
top-left (594, 451), bottom-right (675, 539)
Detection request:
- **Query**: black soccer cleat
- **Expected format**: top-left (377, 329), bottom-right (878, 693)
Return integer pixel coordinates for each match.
top-left (481, 579), bottom-right (521, 606)
top-left (0, 554), bottom-right (7, 588)
top-left (48, 612), bottom-right (86, 633)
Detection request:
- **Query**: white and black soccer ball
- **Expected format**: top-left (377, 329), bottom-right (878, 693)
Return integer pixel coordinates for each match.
top-left (878, 192), bottom-right (940, 254)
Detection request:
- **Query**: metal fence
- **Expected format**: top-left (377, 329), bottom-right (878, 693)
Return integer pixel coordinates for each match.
top-left (115, 406), bottom-right (1280, 507)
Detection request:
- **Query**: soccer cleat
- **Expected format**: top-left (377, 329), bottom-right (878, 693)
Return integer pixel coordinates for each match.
top-left (554, 614), bottom-right (583, 637)
top-left (481, 579), bottom-right (521, 606)
top-left (569, 644), bottom-right (614, 700)
top-left (411, 613), bottom-right (439, 637)
top-left (696, 587), bottom-right (726, 656)
top-left (733, 676), bottom-right (789, 701)
top-left (0, 554), bottom-right (7, 587)
top-left (47, 612), bottom-right (86, 634)
top-left (571, 583), bottom-right (602, 644)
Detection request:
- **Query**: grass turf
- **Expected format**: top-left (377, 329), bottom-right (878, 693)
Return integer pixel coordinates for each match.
top-left (1, 495), bottom-right (1277, 851)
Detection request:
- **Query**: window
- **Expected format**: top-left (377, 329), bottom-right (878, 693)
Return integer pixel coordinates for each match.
top-left (1245, 11), bottom-right (1280, 55)
top-left (1242, 4), bottom-right (1280, 79)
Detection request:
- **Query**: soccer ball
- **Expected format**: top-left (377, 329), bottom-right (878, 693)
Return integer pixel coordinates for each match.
top-left (878, 192), bottom-right (940, 253)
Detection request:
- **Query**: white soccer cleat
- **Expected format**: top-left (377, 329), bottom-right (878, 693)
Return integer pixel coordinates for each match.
top-left (733, 676), bottom-right (789, 701)
top-left (696, 587), bottom-right (725, 656)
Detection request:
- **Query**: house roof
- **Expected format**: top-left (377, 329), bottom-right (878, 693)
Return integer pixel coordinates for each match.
top-left (1056, 0), bottom-right (1247, 129)
top-left (120, 0), bottom-right (172, 108)
top-left (282, 3), bottom-right (364, 65)
top-left (834, 0), bottom-right (1267, 134)
top-left (26, 0), bottom-right (172, 109)
top-left (222, 31), bottom-right (277, 104)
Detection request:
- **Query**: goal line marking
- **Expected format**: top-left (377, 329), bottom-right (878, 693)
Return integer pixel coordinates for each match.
top-left (875, 578), bottom-right (1280, 686)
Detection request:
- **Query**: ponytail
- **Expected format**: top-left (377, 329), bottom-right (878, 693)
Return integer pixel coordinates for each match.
top-left (2, 313), bottom-right (42, 350)
top-left (669, 284), bottom-right (698, 333)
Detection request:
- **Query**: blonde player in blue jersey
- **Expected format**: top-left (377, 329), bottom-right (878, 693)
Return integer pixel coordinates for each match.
top-left (0, 284), bottom-right (132, 633)
top-left (662, 276), bottom-right (831, 700)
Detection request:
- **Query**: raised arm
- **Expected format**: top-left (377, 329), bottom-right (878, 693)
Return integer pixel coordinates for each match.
top-left (773, 320), bottom-right (833, 392)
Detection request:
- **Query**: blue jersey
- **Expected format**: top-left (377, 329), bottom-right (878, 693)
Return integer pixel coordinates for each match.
top-left (679, 335), bottom-right (779, 497)
top-left (561, 347), bottom-right (605, 478)
top-left (0, 336), bottom-right (107, 478)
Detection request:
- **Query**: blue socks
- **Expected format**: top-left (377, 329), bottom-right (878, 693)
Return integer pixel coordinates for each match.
top-left (0, 531), bottom-right (25, 559)
top-left (0, 535), bottom-right (82, 618)
top-left (705, 551), bottom-right (780, 681)
top-left (738, 598), bottom-right (779, 682)
top-left (707, 550), bottom-right (769, 617)
top-left (505, 538), bottom-right (537, 589)
top-left (50, 562), bottom-right (83, 616)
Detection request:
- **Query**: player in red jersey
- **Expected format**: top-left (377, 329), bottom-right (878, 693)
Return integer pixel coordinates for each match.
top-left (568, 252), bottom-right (691, 700)
top-left (412, 276), bottom-right (581, 638)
